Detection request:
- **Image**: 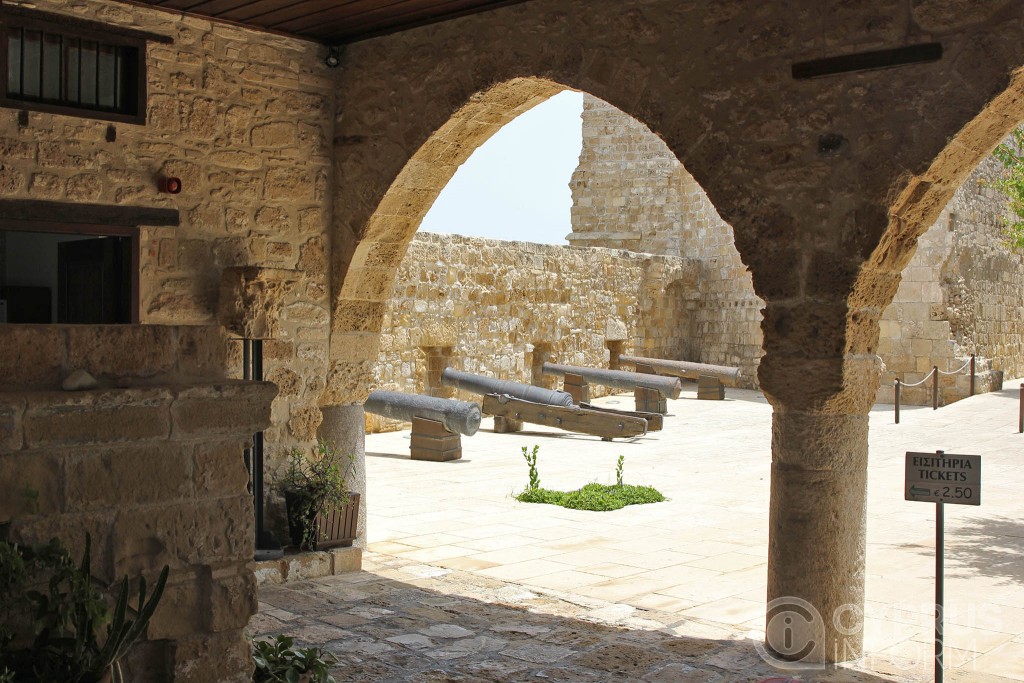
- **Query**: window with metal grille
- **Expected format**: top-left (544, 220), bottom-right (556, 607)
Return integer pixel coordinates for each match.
top-left (0, 7), bottom-right (169, 125)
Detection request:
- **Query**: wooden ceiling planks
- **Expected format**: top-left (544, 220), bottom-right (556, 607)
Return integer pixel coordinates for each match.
top-left (135, 0), bottom-right (530, 43)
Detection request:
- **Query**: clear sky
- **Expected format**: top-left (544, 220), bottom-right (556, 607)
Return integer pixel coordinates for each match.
top-left (418, 90), bottom-right (584, 245)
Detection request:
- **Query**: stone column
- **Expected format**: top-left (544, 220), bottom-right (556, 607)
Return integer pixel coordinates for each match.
top-left (757, 300), bottom-right (881, 664)
top-left (318, 404), bottom-right (367, 548)
top-left (765, 408), bottom-right (868, 663)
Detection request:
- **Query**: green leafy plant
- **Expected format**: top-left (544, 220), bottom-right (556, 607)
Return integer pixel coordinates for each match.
top-left (521, 445), bottom-right (540, 493)
top-left (277, 439), bottom-right (355, 550)
top-left (0, 535), bottom-right (168, 683)
top-left (515, 451), bottom-right (665, 511)
top-left (989, 127), bottom-right (1024, 250)
top-left (252, 634), bottom-right (337, 683)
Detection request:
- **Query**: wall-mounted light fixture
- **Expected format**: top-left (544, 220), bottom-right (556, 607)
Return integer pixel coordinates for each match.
top-left (325, 45), bottom-right (342, 69)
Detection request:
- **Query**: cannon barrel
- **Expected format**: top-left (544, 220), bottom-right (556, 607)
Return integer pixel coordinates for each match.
top-left (364, 390), bottom-right (482, 436)
top-left (618, 355), bottom-right (741, 385)
top-left (440, 368), bottom-right (575, 407)
top-left (542, 362), bottom-right (682, 399)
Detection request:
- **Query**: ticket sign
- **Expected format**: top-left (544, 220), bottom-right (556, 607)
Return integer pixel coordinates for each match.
top-left (905, 452), bottom-right (981, 505)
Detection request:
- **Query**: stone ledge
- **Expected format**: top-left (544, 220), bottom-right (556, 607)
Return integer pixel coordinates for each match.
top-left (2, 381), bottom-right (276, 451)
top-left (253, 546), bottom-right (362, 585)
top-left (0, 324), bottom-right (236, 392)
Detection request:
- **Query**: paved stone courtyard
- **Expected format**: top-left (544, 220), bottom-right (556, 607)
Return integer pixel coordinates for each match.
top-left (254, 551), bottom-right (933, 682)
top-left (254, 381), bottom-right (1024, 681)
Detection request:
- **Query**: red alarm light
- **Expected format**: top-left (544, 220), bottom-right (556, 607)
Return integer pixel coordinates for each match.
top-left (159, 176), bottom-right (182, 194)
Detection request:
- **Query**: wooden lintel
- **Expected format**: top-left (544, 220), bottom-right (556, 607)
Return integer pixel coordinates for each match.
top-left (0, 199), bottom-right (180, 228)
top-left (0, 5), bottom-right (175, 44)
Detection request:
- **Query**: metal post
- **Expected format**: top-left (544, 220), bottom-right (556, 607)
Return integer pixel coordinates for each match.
top-left (245, 339), bottom-right (281, 559)
top-left (969, 355), bottom-right (975, 397)
top-left (894, 379), bottom-right (901, 424)
top-left (1019, 385), bottom-right (1023, 434)
top-left (936, 497), bottom-right (945, 683)
top-left (253, 339), bottom-right (266, 542)
top-left (242, 340), bottom-right (252, 489)
top-left (932, 366), bottom-right (939, 410)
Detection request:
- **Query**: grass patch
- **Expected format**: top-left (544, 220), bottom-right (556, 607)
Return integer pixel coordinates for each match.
top-left (516, 482), bottom-right (665, 511)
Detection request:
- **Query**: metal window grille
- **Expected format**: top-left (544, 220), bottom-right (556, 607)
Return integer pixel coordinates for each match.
top-left (4, 23), bottom-right (140, 118)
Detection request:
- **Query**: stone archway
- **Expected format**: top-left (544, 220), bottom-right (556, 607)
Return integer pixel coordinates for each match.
top-left (324, 0), bottom-right (1024, 663)
top-left (324, 77), bottom-right (568, 409)
top-left (760, 75), bottom-right (1024, 668)
top-left (319, 76), bottom-right (574, 551)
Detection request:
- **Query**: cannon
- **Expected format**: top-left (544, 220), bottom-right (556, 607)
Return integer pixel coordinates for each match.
top-left (440, 368), bottom-right (574, 407)
top-left (541, 362), bottom-right (682, 399)
top-left (364, 390), bottom-right (481, 436)
top-left (618, 355), bottom-right (741, 385)
top-left (482, 394), bottom-right (649, 440)
top-left (363, 390), bottom-right (482, 461)
top-left (439, 368), bottom-right (650, 439)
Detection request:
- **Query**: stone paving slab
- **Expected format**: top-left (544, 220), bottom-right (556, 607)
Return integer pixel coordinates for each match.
top-left (356, 380), bottom-right (1024, 681)
top-left (254, 380), bottom-right (1024, 681)
top-left (253, 551), bottom-right (962, 682)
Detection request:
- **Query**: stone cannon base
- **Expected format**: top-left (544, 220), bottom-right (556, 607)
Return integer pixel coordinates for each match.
top-left (410, 416), bottom-right (462, 461)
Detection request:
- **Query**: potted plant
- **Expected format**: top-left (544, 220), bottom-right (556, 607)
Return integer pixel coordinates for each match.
top-left (277, 439), bottom-right (358, 551)
top-left (0, 535), bottom-right (168, 683)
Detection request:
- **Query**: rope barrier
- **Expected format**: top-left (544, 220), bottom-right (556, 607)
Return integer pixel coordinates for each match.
top-left (937, 357), bottom-right (973, 376)
top-left (894, 355), bottom-right (975, 425)
top-left (899, 369), bottom-right (936, 387)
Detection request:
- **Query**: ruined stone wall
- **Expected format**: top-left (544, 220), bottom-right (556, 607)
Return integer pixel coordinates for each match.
top-left (568, 95), bottom-right (1022, 402)
top-left (0, 324), bottom-right (274, 682)
top-left (877, 154), bottom-right (1024, 404)
top-left (368, 232), bottom-right (696, 432)
top-left (0, 0), bottom-right (333, 455)
top-left (945, 156), bottom-right (1024, 380)
top-left (568, 95), bottom-right (764, 385)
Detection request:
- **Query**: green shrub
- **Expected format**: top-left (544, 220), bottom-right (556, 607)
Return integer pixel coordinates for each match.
top-left (0, 535), bottom-right (167, 683)
top-left (252, 634), bottom-right (337, 683)
top-left (514, 451), bottom-right (665, 511)
top-left (989, 127), bottom-right (1024, 250)
top-left (521, 445), bottom-right (540, 492)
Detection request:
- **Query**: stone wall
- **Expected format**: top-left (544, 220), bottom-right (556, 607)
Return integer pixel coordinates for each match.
top-left (0, 0), bottom-right (333, 457)
top-left (568, 94), bottom-right (1022, 404)
top-left (569, 95), bottom-right (764, 384)
top-left (368, 232), bottom-right (696, 432)
top-left (0, 324), bottom-right (275, 682)
top-left (877, 154), bottom-right (1023, 404)
top-left (0, 3), bottom-right (339, 677)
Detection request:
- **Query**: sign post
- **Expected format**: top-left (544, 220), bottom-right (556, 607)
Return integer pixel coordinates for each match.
top-left (905, 450), bottom-right (981, 683)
